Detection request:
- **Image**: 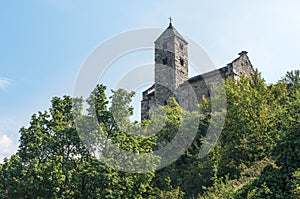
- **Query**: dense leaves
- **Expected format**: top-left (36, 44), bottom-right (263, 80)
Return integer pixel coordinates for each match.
top-left (0, 87), bottom-right (158, 198)
top-left (0, 70), bottom-right (299, 198)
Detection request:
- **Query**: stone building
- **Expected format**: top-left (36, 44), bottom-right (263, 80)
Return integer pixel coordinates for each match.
top-left (141, 22), bottom-right (254, 119)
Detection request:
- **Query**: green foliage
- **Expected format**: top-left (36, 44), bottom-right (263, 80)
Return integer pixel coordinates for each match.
top-left (0, 87), bottom-right (157, 198)
top-left (151, 97), bottom-right (213, 198)
top-left (217, 71), bottom-right (283, 177)
top-left (1, 70), bottom-right (300, 198)
top-left (291, 169), bottom-right (300, 196)
top-left (196, 158), bottom-right (274, 199)
top-left (155, 70), bottom-right (300, 198)
top-left (235, 71), bottom-right (300, 199)
top-left (158, 177), bottom-right (185, 199)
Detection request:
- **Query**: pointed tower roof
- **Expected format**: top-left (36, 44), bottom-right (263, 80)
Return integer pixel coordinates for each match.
top-left (155, 22), bottom-right (188, 44)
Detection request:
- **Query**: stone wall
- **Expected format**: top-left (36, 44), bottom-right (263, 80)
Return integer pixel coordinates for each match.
top-left (141, 52), bottom-right (254, 120)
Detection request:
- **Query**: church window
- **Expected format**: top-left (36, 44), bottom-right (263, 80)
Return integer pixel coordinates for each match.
top-left (180, 57), bottom-right (184, 66)
top-left (163, 57), bottom-right (168, 65)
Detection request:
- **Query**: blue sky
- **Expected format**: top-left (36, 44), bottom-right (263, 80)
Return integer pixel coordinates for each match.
top-left (1, 0), bottom-right (300, 161)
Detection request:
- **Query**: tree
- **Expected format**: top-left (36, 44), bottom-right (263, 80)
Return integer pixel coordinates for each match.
top-left (236, 71), bottom-right (300, 198)
top-left (1, 70), bottom-right (300, 198)
top-left (0, 85), bottom-right (158, 198)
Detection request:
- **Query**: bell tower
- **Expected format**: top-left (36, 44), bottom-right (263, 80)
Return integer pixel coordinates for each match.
top-left (154, 20), bottom-right (188, 105)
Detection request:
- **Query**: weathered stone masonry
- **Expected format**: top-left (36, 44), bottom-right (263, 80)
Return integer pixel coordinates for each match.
top-left (141, 23), bottom-right (254, 119)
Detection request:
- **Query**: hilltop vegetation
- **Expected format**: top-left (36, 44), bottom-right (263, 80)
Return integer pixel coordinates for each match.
top-left (0, 70), bottom-right (299, 198)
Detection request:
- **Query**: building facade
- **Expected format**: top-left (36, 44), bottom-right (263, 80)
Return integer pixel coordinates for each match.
top-left (141, 22), bottom-right (254, 119)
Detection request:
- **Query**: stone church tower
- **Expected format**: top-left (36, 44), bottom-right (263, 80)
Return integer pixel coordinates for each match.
top-left (141, 22), bottom-right (254, 119)
top-left (154, 21), bottom-right (189, 107)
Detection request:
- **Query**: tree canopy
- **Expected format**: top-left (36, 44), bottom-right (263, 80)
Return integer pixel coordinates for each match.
top-left (0, 70), bottom-right (299, 198)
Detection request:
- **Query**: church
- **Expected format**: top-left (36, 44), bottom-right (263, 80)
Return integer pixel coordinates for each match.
top-left (141, 22), bottom-right (254, 119)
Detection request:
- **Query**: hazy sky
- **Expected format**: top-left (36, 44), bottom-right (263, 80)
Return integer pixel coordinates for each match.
top-left (1, 0), bottom-right (299, 161)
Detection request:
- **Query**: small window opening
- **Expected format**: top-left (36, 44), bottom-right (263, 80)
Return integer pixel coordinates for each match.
top-left (180, 58), bottom-right (184, 66)
top-left (163, 58), bottom-right (168, 65)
